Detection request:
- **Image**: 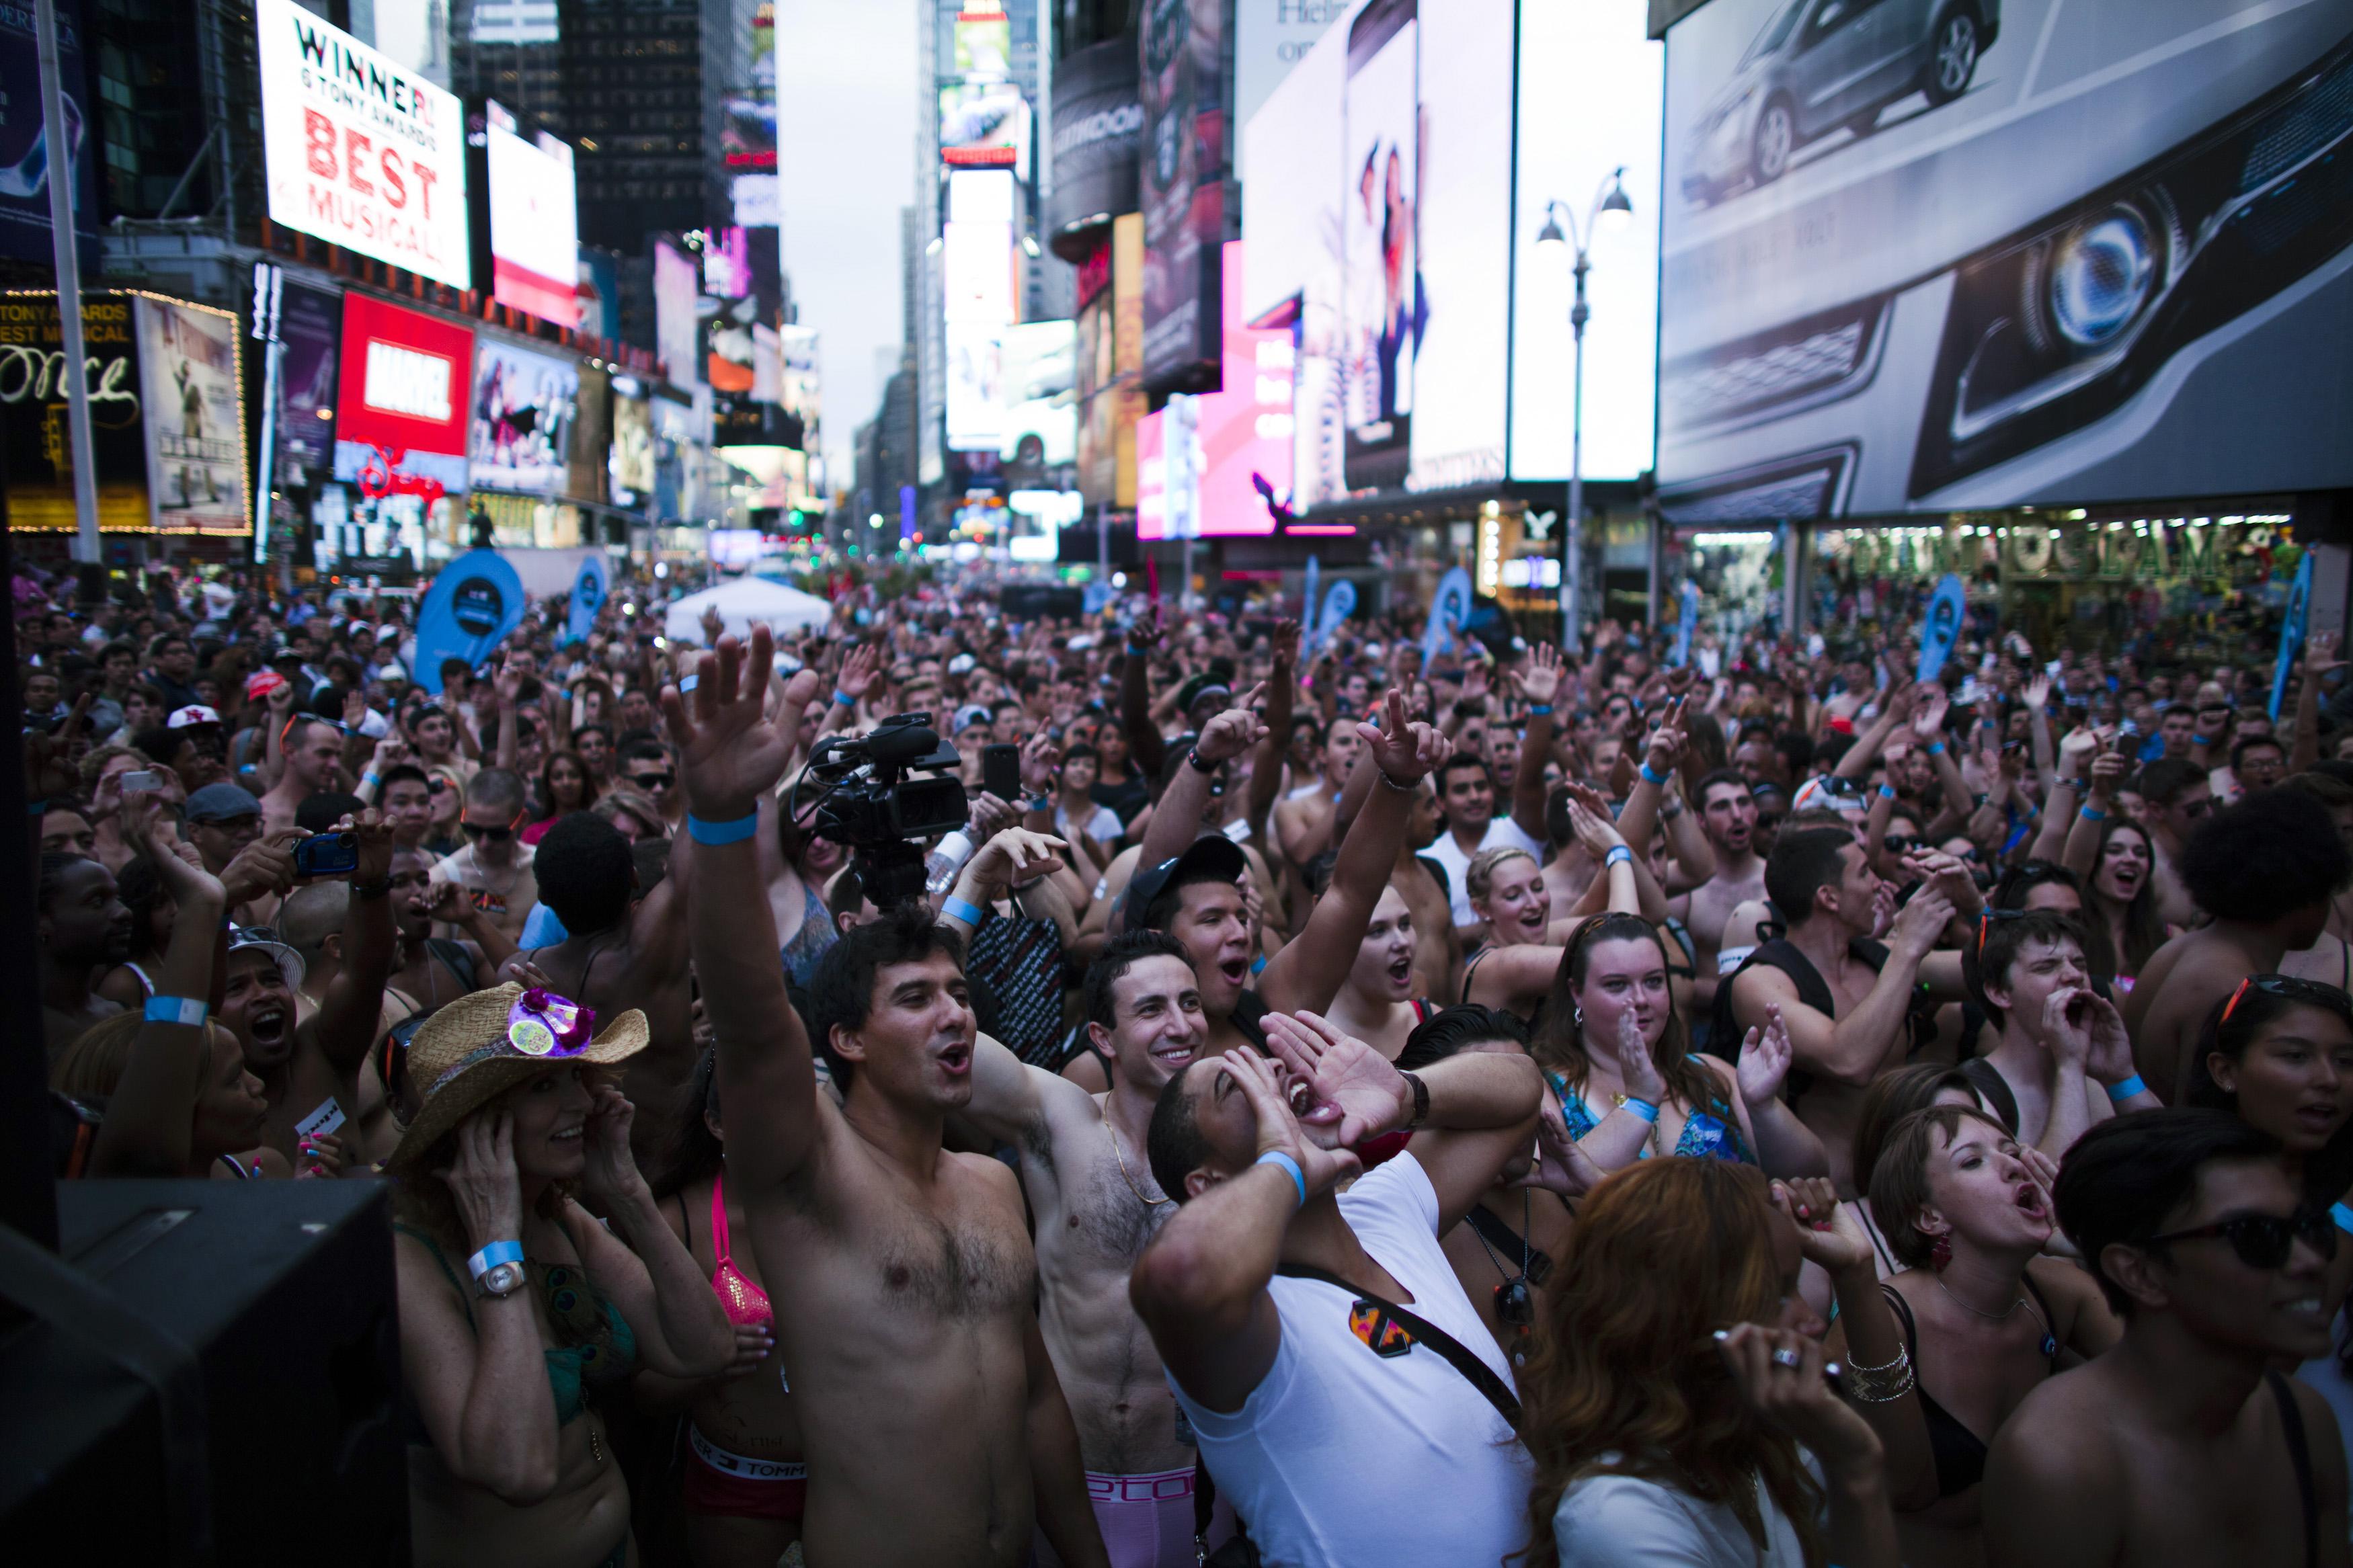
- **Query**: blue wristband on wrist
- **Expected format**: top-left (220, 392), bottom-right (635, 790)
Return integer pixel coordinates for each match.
top-left (1639, 761), bottom-right (1670, 785)
top-left (143, 995), bottom-right (209, 1026)
top-left (687, 812), bottom-right (760, 845)
top-left (2105, 1073), bottom-right (2147, 1103)
top-left (1605, 845), bottom-right (1634, 868)
top-left (1255, 1149), bottom-right (1306, 1208)
top-left (832, 690), bottom-right (856, 706)
top-left (467, 1239), bottom-right (524, 1281)
top-left (1525, 703), bottom-right (1553, 716)
top-left (2079, 805), bottom-right (2108, 823)
top-left (943, 897), bottom-right (986, 926)
top-left (2333, 1202), bottom-right (2353, 1238)
top-left (1879, 783), bottom-right (1898, 800)
top-left (1621, 1098), bottom-right (1660, 1125)
top-left (1926, 741), bottom-right (1947, 755)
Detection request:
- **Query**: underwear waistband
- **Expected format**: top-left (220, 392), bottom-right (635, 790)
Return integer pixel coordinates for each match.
top-left (688, 1424), bottom-right (808, 1482)
top-left (1085, 1467), bottom-right (1197, 1504)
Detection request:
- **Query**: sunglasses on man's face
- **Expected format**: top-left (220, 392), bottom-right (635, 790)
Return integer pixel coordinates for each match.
top-left (462, 821), bottom-right (514, 843)
top-left (2145, 1206), bottom-right (2338, 1271)
top-left (629, 771), bottom-right (675, 789)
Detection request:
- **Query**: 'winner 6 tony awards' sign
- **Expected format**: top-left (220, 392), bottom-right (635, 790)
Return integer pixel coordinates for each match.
top-left (254, 0), bottom-right (470, 288)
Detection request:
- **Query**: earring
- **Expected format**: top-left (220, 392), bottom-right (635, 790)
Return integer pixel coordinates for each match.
top-left (1930, 1233), bottom-right (1952, 1272)
top-left (1572, 1005), bottom-right (1585, 1029)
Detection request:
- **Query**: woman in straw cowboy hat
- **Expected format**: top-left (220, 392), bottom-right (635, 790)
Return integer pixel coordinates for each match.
top-left (390, 982), bottom-right (735, 1567)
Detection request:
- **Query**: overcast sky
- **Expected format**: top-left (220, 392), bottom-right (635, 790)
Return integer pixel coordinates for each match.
top-left (774, 0), bottom-right (919, 493)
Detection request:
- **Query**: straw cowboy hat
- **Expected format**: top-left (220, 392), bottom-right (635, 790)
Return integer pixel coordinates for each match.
top-left (388, 983), bottom-right (648, 1172)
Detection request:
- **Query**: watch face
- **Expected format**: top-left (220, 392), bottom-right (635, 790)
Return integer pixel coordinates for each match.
top-left (480, 1261), bottom-right (526, 1296)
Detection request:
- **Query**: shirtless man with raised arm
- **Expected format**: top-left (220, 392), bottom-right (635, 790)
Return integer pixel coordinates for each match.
top-left (668, 628), bottom-right (1109, 1568)
top-left (1672, 770), bottom-right (1767, 1029)
top-left (959, 928), bottom-right (1230, 1567)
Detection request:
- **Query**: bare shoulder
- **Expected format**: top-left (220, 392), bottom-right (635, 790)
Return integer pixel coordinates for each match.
top-left (1988, 1362), bottom-right (2124, 1487)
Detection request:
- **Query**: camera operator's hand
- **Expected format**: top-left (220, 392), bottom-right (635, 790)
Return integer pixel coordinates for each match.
top-left (663, 626), bottom-right (806, 821)
top-left (1193, 686), bottom-right (1269, 766)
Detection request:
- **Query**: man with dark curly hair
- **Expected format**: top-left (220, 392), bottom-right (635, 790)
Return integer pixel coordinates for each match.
top-left (2122, 789), bottom-right (2351, 1102)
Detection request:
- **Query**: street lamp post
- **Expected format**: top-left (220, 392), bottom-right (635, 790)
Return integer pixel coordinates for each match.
top-left (1535, 169), bottom-right (1633, 653)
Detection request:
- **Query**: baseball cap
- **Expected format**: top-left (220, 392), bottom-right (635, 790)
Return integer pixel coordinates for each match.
top-left (953, 704), bottom-right (993, 734)
top-left (167, 704), bottom-right (222, 729)
top-left (227, 925), bottom-right (306, 991)
top-left (1122, 835), bottom-right (1249, 928)
top-left (246, 669), bottom-right (288, 702)
top-left (184, 782), bottom-right (263, 824)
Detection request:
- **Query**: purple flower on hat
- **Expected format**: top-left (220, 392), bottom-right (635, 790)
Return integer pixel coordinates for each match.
top-left (506, 987), bottom-right (596, 1058)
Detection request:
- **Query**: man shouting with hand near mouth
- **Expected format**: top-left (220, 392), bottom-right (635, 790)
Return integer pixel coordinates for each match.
top-left (1131, 1007), bottom-right (1545, 1568)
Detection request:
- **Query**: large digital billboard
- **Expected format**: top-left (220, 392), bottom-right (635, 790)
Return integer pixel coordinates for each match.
top-left (1245, 0), bottom-right (1518, 505)
top-left (1509, 0), bottom-right (1662, 485)
top-left (1658, 0), bottom-right (2353, 521)
top-left (0, 0), bottom-right (99, 267)
top-left (136, 296), bottom-right (249, 534)
top-left (334, 292), bottom-right (473, 494)
top-left (471, 336), bottom-right (578, 492)
top-left (653, 239), bottom-right (701, 389)
top-left (1140, 0), bottom-right (1227, 384)
top-left (273, 275), bottom-right (344, 489)
top-left (486, 108), bottom-right (579, 326)
top-left (255, 0), bottom-right (470, 288)
top-left (1138, 241), bottom-right (1292, 538)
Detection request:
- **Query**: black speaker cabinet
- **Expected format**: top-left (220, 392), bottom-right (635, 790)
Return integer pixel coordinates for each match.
top-left (0, 1180), bottom-right (407, 1566)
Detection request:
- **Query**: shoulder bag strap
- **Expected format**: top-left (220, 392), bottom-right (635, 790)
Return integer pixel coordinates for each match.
top-left (1464, 1201), bottom-right (1552, 1286)
top-left (2268, 1370), bottom-right (2319, 1568)
top-left (1275, 1263), bottom-right (1522, 1431)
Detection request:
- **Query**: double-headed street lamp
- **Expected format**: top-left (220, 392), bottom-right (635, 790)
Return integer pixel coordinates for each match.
top-left (1534, 167), bottom-right (1634, 652)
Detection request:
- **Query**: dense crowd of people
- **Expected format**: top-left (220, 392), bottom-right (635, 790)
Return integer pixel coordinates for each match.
top-left (23, 550), bottom-right (2353, 1568)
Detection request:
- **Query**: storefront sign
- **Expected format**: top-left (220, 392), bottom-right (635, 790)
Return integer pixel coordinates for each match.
top-left (135, 296), bottom-right (249, 534)
top-left (255, 0), bottom-right (470, 288)
top-left (335, 291), bottom-right (473, 495)
top-left (0, 290), bottom-right (147, 530)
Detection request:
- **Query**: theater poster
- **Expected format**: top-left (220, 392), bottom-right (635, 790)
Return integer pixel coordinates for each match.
top-left (134, 295), bottom-right (249, 534)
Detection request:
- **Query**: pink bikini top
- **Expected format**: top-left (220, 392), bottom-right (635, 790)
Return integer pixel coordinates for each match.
top-left (710, 1173), bottom-right (773, 1329)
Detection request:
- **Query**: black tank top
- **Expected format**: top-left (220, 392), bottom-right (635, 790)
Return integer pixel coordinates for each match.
top-left (1710, 936), bottom-right (1940, 1104)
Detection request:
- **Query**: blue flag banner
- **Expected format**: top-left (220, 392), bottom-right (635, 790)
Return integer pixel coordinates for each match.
top-left (1915, 574), bottom-right (1968, 684)
top-left (569, 552), bottom-right (609, 644)
top-left (1302, 555), bottom-right (1320, 645)
top-left (1673, 579), bottom-right (1701, 668)
top-left (1423, 568), bottom-right (1472, 664)
top-left (2272, 552), bottom-right (2315, 721)
top-left (413, 548), bottom-right (526, 696)
top-left (1318, 580), bottom-right (1357, 650)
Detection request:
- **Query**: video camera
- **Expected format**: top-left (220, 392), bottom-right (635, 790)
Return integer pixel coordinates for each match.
top-left (794, 712), bottom-right (969, 908)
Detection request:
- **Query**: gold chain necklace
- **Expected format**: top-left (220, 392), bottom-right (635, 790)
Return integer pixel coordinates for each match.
top-left (1105, 1117), bottom-right (1173, 1206)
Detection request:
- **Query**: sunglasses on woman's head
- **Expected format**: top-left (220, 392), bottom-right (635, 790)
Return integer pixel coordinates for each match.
top-left (2219, 973), bottom-right (2353, 1026)
top-left (2144, 1206), bottom-right (2337, 1270)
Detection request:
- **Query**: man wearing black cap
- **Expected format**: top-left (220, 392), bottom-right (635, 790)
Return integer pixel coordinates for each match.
top-left (1121, 690), bottom-right (1447, 1059)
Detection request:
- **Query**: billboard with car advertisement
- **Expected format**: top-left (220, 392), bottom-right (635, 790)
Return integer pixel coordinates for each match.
top-left (334, 291), bottom-right (474, 495)
top-left (0, 291), bottom-right (149, 530)
top-left (470, 336), bottom-right (578, 492)
top-left (486, 110), bottom-right (579, 326)
top-left (135, 296), bottom-right (249, 534)
top-left (1659, 0), bottom-right (2353, 521)
top-left (255, 0), bottom-right (470, 288)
